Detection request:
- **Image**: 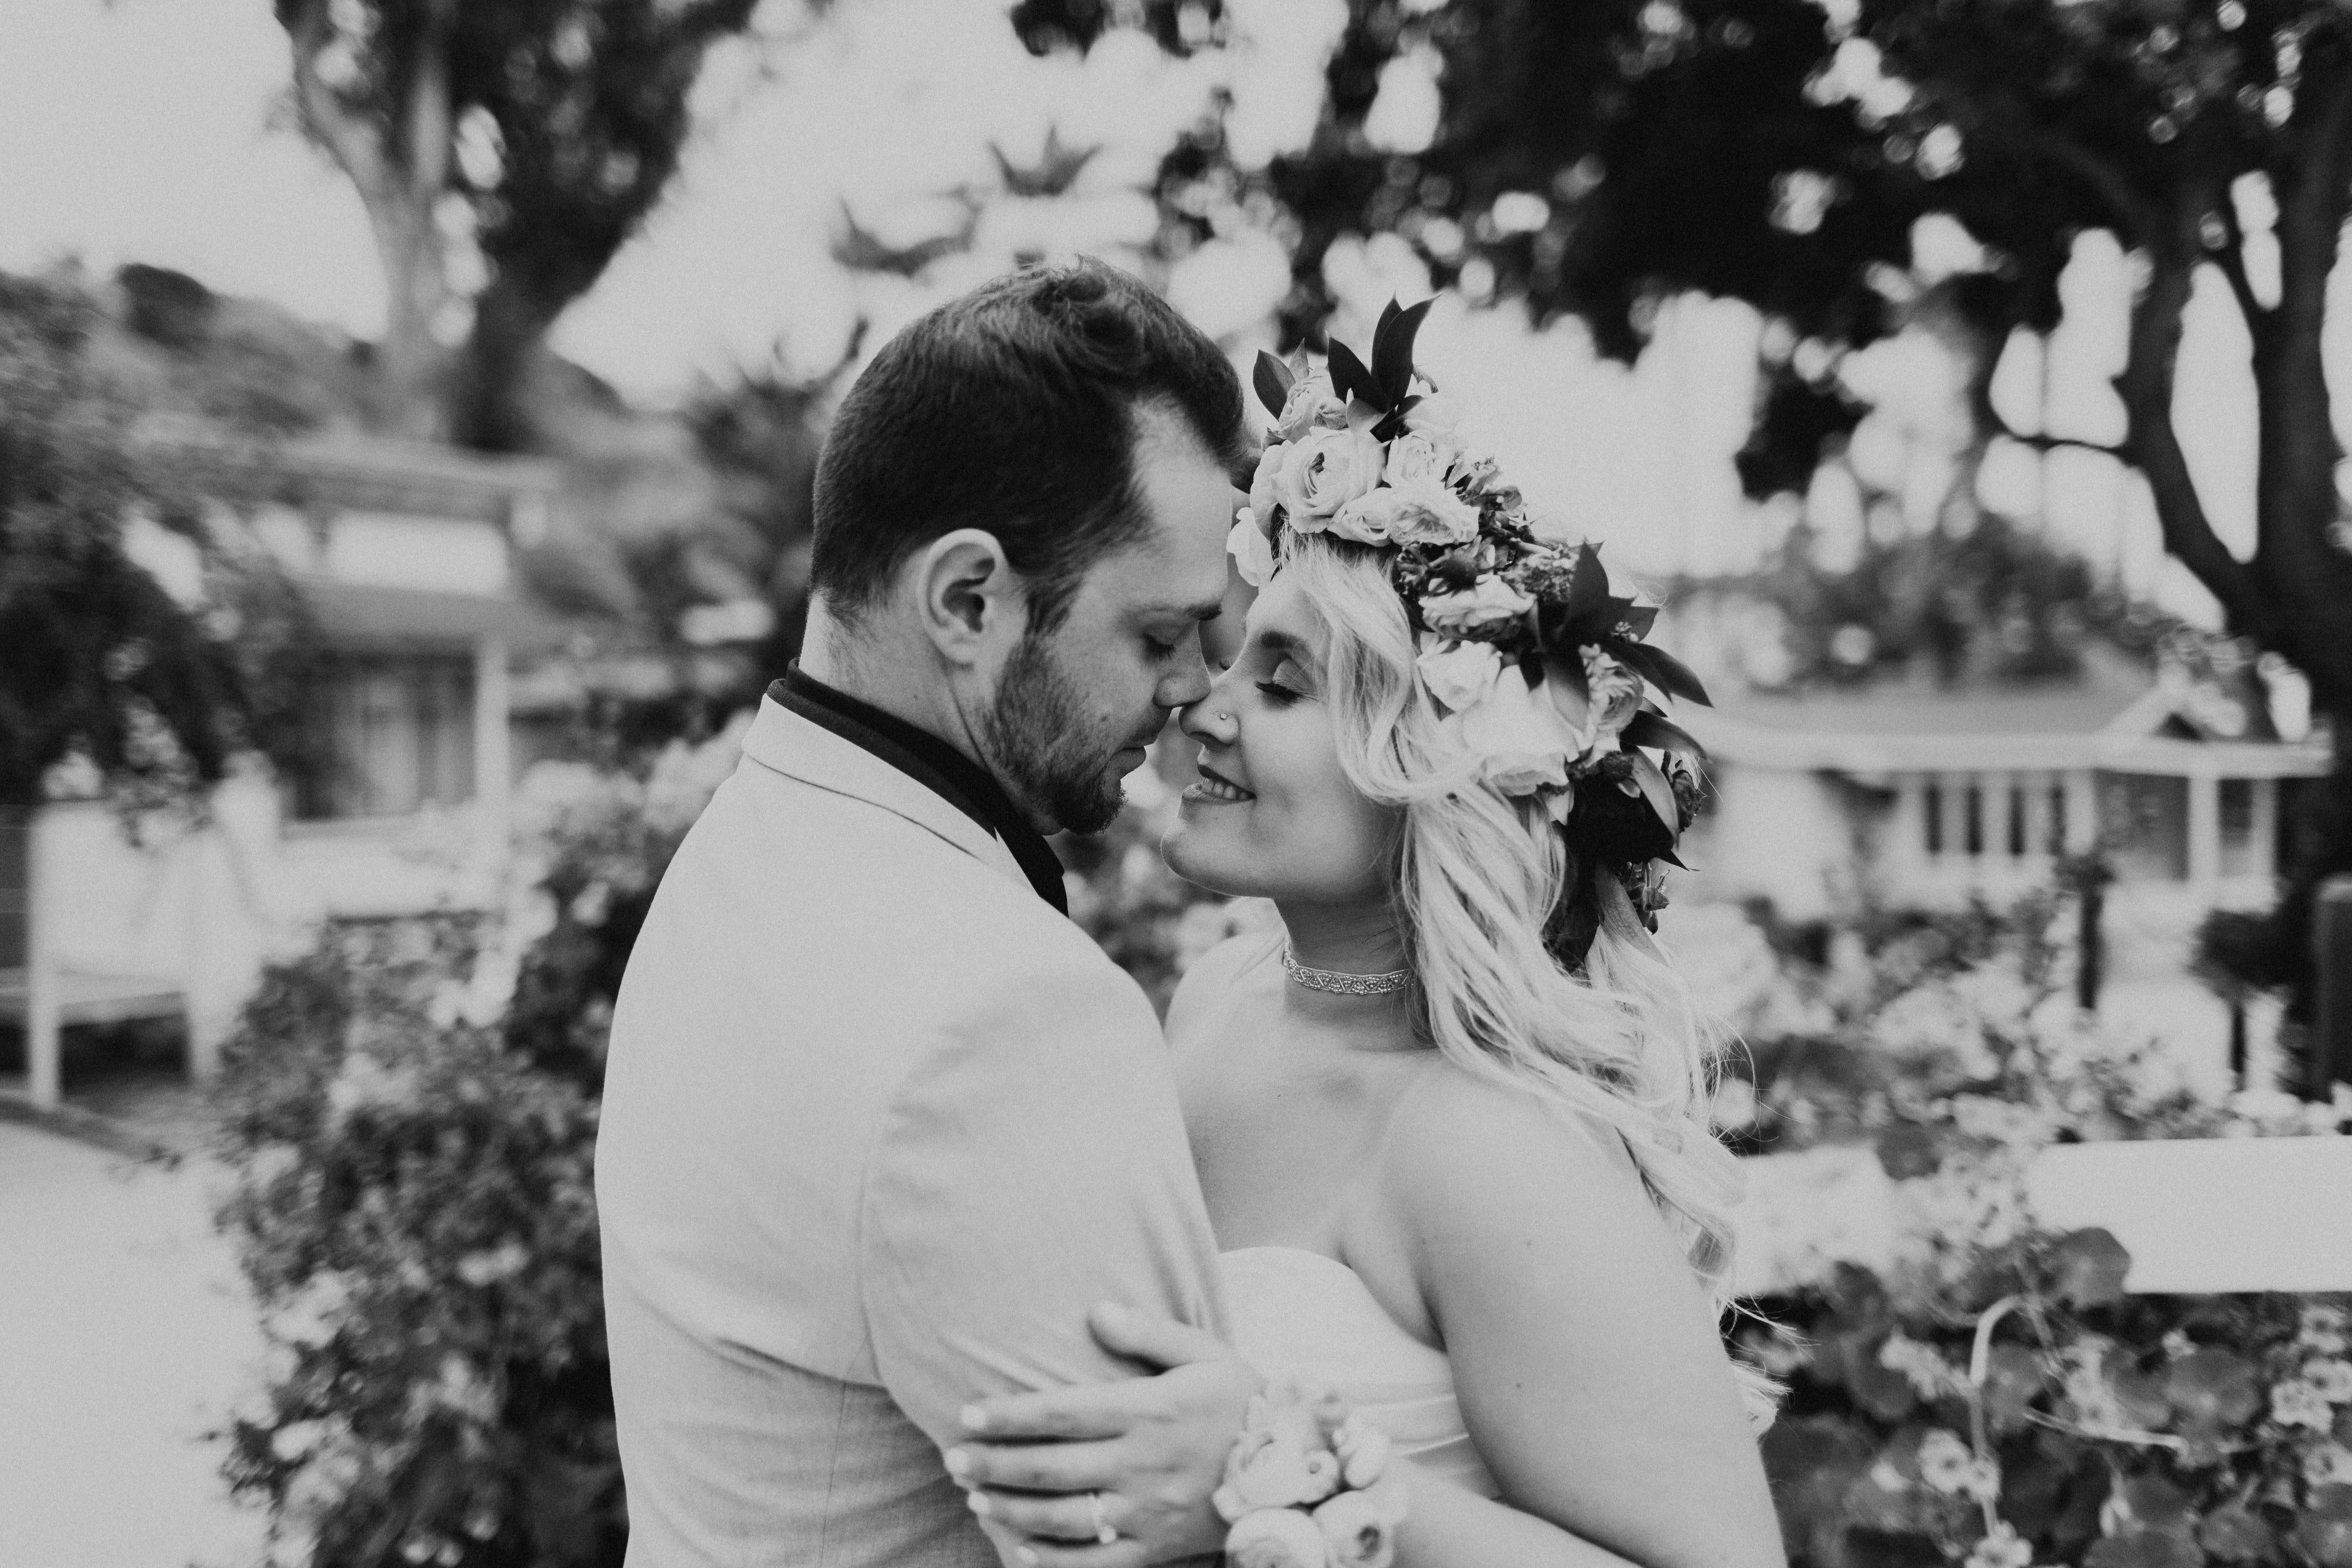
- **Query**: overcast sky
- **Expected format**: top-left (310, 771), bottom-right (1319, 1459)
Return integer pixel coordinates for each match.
top-left (0, 0), bottom-right (2296, 608)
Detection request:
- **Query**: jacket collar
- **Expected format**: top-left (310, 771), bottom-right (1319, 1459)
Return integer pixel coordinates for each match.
top-left (739, 695), bottom-right (1035, 895)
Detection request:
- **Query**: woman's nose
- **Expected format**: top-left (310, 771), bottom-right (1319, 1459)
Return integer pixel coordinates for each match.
top-left (1178, 677), bottom-right (1239, 745)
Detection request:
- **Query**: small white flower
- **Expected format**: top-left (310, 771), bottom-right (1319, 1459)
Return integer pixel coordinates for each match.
top-left (1966, 1524), bottom-right (2035, 1568)
top-left (1918, 1429), bottom-right (1996, 1498)
top-left (455, 1239), bottom-right (532, 1289)
top-left (1414, 635), bottom-right (1503, 712)
top-left (2301, 1306), bottom-right (2350, 1355)
top-left (2307, 1442), bottom-right (2352, 1487)
top-left (2304, 1357), bottom-right (2352, 1403)
top-left (1274, 371), bottom-right (1348, 441)
top-left (1419, 575), bottom-right (1533, 636)
top-left (1878, 1334), bottom-right (1963, 1400)
top-left (1228, 510), bottom-right (1276, 588)
top-left (2272, 1377), bottom-right (2335, 1431)
top-left (1384, 431), bottom-right (1456, 486)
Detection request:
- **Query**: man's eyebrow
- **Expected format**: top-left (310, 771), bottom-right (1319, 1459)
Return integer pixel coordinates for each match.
top-left (1143, 598), bottom-right (1225, 622)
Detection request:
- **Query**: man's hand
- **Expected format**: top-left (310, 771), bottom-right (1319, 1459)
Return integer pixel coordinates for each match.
top-left (947, 1302), bottom-right (1259, 1567)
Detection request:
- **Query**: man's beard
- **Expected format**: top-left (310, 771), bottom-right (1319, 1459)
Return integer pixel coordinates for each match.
top-left (979, 631), bottom-right (1136, 835)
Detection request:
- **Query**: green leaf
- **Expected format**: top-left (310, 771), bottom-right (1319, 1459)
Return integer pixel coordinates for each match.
top-left (1252, 350), bottom-right (1293, 419)
top-left (2294, 1485), bottom-right (2352, 1568)
top-left (2164, 1348), bottom-right (2261, 1438)
top-left (1636, 643), bottom-right (1713, 706)
top-left (2050, 1227), bottom-right (2132, 1307)
top-left (1326, 337), bottom-right (1379, 409)
top-left (1621, 711), bottom-right (1704, 757)
top-left (1615, 603), bottom-right (1660, 640)
top-left (2197, 1504), bottom-right (2276, 1564)
top-left (2085, 1526), bottom-right (2204, 1568)
top-left (1628, 750), bottom-right (1680, 846)
top-left (1562, 542), bottom-right (1614, 626)
top-left (1371, 296), bottom-right (1434, 407)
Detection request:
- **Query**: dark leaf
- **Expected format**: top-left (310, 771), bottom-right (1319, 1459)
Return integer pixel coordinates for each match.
top-left (1841, 1528), bottom-right (1944, 1568)
top-left (1635, 643), bottom-right (1713, 706)
top-left (1981, 1343), bottom-right (2045, 1436)
top-left (1628, 751), bottom-right (1680, 845)
top-left (1874, 1121), bottom-right (1944, 1180)
top-left (2110, 1476), bottom-right (2195, 1533)
top-left (2197, 1504), bottom-right (2275, 1564)
top-left (2296, 1486), bottom-right (2352, 1568)
top-left (1544, 643), bottom-right (1590, 704)
top-left (1615, 603), bottom-right (1659, 641)
top-left (2050, 1228), bottom-right (2132, 1307)
top-left (2084, 1526), bottom-right (2204, 1568)
top-left (1562, 542), bottom-right (1613, 626)
top-left (1252, 350), bottom-right (1293, 419)
top-left (2164, 1349), bottom-right (2262, 1433)
top-left (1621, 710), bottom-right (1704, 757)
top-left (1371, 296), bottom-right (1434, 407)
top-left (1326, 338), bottom-right (1379, 410)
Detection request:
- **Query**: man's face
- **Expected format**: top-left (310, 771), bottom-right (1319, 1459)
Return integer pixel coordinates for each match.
top-left (980, 420), bottom-right (1236, 834)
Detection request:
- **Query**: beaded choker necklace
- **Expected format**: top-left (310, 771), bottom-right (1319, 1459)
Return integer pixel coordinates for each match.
top-left (1281, 948), bottom-right (1412, 996)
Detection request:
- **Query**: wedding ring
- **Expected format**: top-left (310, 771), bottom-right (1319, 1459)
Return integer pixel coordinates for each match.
top-left (1088, 1490), bottom-right (1117, 1545)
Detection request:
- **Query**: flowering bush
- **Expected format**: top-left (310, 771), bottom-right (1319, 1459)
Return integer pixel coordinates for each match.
top-left (209, 719), bottom-right (747, 1568)
top-left (1701, 883), bottom-right (2352, 1566)
top-left (1747, 1250), bottom-right (2352, 1568)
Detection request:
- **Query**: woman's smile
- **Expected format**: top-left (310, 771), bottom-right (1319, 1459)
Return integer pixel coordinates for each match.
top-left (1184, 761), bottom-right (1256, 804)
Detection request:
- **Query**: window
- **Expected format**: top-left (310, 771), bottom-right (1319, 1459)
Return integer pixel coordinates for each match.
top-left (291, 654), bottom-right (476, 821)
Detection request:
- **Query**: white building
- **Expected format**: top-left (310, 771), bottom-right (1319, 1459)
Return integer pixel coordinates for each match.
top-left (0, 425), bottom-right (564, 1109)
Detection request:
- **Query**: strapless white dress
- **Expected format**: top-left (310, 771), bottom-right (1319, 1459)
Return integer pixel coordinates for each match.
top-left (1218, 1247), bottom-right (1500, 1499)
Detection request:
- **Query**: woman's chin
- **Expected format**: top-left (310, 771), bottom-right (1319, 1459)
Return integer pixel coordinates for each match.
top-left (1160, 820), bottom-right (1256, 900)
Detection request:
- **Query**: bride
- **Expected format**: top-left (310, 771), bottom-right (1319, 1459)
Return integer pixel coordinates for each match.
top-left (947, 311), bottom-right (1786, 1568)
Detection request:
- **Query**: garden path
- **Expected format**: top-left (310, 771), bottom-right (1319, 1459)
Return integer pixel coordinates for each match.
top-left (0, 1122), bottom-right (271, 1568)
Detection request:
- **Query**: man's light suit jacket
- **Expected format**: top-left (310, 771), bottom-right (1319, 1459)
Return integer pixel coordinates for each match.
top-left (597, 694), bottom-right (1226, 1568)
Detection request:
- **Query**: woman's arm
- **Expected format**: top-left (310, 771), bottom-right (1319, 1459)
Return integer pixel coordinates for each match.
top-left (1372, 1068), bottom-right (1784, 1568)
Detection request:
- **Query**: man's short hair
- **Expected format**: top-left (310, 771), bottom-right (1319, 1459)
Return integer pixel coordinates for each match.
top-left (810, 258), bottom-right (1249, 635)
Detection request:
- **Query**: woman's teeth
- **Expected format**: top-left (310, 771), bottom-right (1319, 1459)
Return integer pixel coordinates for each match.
top-left (1190, 773), bottom-right (1254, 803)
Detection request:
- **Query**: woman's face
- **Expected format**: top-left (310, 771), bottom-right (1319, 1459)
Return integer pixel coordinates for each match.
top-left (1162, 572), bottom-right (1401, 905)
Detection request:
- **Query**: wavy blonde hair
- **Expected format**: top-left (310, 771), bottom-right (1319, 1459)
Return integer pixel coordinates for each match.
top-left (1274, 533), bottom-right (1775, 1424)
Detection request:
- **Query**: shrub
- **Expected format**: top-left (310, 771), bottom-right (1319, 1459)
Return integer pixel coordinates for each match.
top-left (210, 721), bottom-right (745, 1568)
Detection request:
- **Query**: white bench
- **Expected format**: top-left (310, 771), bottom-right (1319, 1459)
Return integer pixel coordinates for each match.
top-left (1734, 1135), bottom-right (2352, 1296)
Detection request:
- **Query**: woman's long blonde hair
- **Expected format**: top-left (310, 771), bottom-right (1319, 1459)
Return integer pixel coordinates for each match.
top-left (1278, 533), bottom-right (1775, 1424)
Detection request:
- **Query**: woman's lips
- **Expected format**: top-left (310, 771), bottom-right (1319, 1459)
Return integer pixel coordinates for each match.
top-left (1185, 763), bottom-right (1255, 804)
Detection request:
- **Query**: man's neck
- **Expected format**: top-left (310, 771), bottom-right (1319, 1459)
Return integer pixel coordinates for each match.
top-left (797, 601), bottom-right (1026, 816)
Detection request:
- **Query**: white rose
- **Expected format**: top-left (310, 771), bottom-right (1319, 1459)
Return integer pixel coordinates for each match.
top-left (1228, 510), bottom-right (1276, 588)
top-left (1418, 574), bottom-right (1533, 635)
top-left (1275, 371), bottom-right (1348, 441)
top-left (1249, 445), bottom-right (1285, 530)
top-left (1581, 647), bottom-right (1648, 750)
top-left (1456, 666), bottom-right (1579, 795)
top-left (1383, 473), bottom-right (1483, 546)
top-left (1414, 635), bottom-right (1503, 712)
top-left (1271, 425), bottom-right (1387, 526)
top-left (1449, 449), bottom-right (1502, 496)
top-left (1385, 431), bottom-right (1455, 486)
top-left (1403, 393), bottom-right (1465, 440)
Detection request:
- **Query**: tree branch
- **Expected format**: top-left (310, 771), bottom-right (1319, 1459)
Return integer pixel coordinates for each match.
top-left (2115, 245), bottom-right (2266, 629)
top-left (2026, 127), bottom-right (2160, 245)
top-left (2210, 194), bottom-right (2267, 334)
top-left (283, 0), bottom-right (386, 204)
top-left (1986, 410), bottom-right (2125, 461)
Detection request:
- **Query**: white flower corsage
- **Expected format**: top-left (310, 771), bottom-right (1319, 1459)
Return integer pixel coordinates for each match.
top-left (1214, 1372), bottom-right (1408, 1568)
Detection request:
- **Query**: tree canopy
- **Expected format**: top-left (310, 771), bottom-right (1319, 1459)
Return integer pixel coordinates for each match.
top-left (274, 0), bottom-right (772, 450)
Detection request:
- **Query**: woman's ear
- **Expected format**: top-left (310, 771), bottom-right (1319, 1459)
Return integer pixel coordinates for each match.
top-left (912, 528), bottom-right (1025, 668)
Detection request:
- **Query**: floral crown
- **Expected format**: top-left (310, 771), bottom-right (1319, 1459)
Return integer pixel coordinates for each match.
top-left (1228, 300), bottom-right (1712, 939)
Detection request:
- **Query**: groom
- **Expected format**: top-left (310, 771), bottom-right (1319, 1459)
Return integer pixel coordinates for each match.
top-left (597, 261), bottom-right (1251, 1567)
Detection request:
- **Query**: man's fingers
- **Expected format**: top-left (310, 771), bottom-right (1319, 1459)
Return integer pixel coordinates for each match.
top-left (1085, 1301), bottom-right (1227, 1370)
top-left (961, 1386), bottom-right (1138, 1442)
top-left (968, 1486), bottom-right (1123, 1544)
top-left (949, 1437), bottom-right (1119, 1493)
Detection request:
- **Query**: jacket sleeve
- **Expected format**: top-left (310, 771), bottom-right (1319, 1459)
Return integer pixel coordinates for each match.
top-left (857, 952), bottom-right (1229, 1457)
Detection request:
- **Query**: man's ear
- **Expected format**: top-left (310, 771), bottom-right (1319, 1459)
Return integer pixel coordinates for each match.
top-left (911, 528), bottom-right (1025, 668)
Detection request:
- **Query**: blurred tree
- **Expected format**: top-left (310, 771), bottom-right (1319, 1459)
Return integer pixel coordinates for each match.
top-left (272, 0), bottom-right (781, 450)
top-left (0, 273), bottom-right (280, 818)
top-left (1008, 0), bottom-right (1227, 57)
top-left (1212, 0), bottom-right (2352, 1051)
